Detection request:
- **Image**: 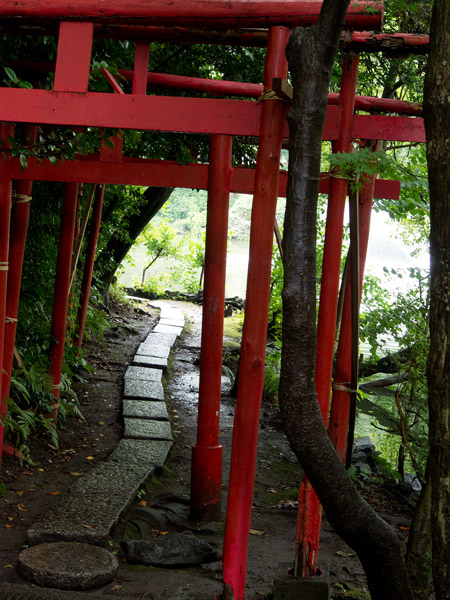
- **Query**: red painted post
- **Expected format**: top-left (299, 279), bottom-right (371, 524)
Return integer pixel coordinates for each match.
top-left (49, 183), bottom-right (79, 421)
top-left (132, 42), bottom-right (150, 95)
top-left (0, 123), bottom-right (13, 471)
top-left (222, 26), bottom-right (289, 600)
top-left (316, 54), bottom-right (360, 421)
top-left (190, 134), bottom-right (232, 521)
top-left (1, 126), bottom-right (37, 466)
top-left (295, 55), bottom-right (360, 577)
top-left (328, 157), bottom-right (379, 462)
top-left (75, 184), bottom-right (105, 348)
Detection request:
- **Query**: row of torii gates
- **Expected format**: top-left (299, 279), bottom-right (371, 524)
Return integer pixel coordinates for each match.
top-left (0, 2), bottom-right (427, 599)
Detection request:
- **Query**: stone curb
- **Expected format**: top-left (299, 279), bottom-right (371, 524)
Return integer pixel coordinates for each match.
top-left (24, 301), bottom-right (184, 554)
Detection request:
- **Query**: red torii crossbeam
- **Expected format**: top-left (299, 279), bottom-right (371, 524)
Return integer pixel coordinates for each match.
top-left (0, 0), bottom-right (383, 29)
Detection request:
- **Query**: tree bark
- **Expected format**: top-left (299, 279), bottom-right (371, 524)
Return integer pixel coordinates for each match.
top-left (424, 1), bottom-right (450, 598)
top-left (279, 1), bottom-right (413, 598)
top-left (406, 457), bottom-right (432, 600)
top-left (94, 186), bottom-right (173, 291)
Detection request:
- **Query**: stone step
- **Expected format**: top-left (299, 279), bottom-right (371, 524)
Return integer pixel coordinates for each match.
top-left (28, 462), bottom-right (152, 546)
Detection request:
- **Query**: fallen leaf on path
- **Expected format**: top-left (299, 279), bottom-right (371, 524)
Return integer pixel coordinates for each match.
top-left (86, 456), bottom-right (95, 460)
top-left (69, 472), bottom-right (84, 477)
top-left (151, 530), bottom-right (169, 536)
top-left (17, 504), bottom-right (29, 512)
top-left (335, 551), bottom-right (353, 558)
top-left (249, 529), bottom-right (265, 536)
top-left (17, 491), bottom-right (24, 496)
top-left (47, 491), bottom-right (60, 496)
top-left (2, 564), bottom-right (13, 568)
top-left (5, 524), bottom-right (15, 529)
top-left (138, 500), bottom-right (148, 506)
top-left (82, 524), bottom-right (95, 529)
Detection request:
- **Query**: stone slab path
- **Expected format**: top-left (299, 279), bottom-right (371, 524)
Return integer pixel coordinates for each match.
top-left (20, 301), bottom-right (185, 591)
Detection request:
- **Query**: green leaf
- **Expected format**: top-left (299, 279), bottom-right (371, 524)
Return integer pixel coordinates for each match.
top-left (48, 156), bottom-right (58, 166)
top-left (19, 154), bottom-right (28, 171)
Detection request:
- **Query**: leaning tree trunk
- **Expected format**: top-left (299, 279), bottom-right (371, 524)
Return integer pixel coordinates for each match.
top-left (94, 186), bottom-right (173, 292)
top-left (278, 1), bottom-right (413, 598)
top-left (424, 1), bottom-right (450, 598)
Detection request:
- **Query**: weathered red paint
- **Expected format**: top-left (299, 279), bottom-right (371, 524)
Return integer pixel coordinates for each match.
top-left (0, 86), bottom-right (425, 141)
top-left (102, 67), bottom-right (126, 95)
top-left (132, 42), bottom-right (150, 95)
top-left (353, 113), bottom-right (426, 142)
top-left (0, 89), bottom-right (339, 140)
top-left (316, 55), bottom-right (360, 423)
top-left (296, 476), bottom-right (322, 576)
top-left (11, 60), bottom-right (424, 115)
top-left (222, 26), bottom-right (290, 600)
top-left (0, 123), bottom-right (13, 471)
top-left (53, 22), bottom-right (93, 93)
top-left (76, 185), bottom-right (105, 348)
top-left (0, 1), bottom-right (383, 30)
top-left (190, 135), bottom-right (232, 521)
top-left (10, 155), bottom-right (401, 200)
top-left (48, 183), bottom-right (79, 421)
top-left (295, 55), bottom-right (360, 578)
top-left (328, 165), bottom-right (379, 462)
top-left (2, 443), bottom-right (23, 461)
top-left (1, 126), bottom-right (37, 464)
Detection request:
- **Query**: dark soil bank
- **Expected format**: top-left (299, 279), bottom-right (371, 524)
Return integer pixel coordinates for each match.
top-left (0, 299), bottom-right (413, 599)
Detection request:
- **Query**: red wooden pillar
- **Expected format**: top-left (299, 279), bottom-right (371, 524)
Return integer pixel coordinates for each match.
top-left (316, 54), bottom-right (360, 421)
top-left (328, 156), bottom-right (379, 461)
top-left (75, 184), bottom-right (105, 348)
top-left (49, 183), bottom-right (79, 420)
top-left (190, 134), bottom-right (232, 521)
top-left (0, 123), bottom-right (13, 471)
top-left (132, 41), bottom-right (150, 95)
top-left (295, 54), bottom-right (360, 577)
top-left (1, 125), bottom-right (37, 466)
top-left (222, 26), bottom-right (290, 600)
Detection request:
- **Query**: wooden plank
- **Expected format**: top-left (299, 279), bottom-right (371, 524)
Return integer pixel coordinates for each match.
top-left (0, 1), bottom-right (383, 30)
top-left (353, 114), bottom-right (426, 143)
top-left (11, 156), bottom-right (400, 200)
top-left (0, 88), bottom-right (341, 139)
top-left (53, 22), bottom-right (93, 93)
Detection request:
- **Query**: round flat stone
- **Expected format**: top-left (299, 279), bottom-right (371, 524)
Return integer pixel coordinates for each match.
top-left (18, 542), bottom-right (118, 590)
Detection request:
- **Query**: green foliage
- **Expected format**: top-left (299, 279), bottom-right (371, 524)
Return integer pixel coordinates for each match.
top-left (139, 219), bottom-right (181, 285)
top-left (360, 267), bottom-right (430, 476)
top-left (263, 344), bottom-right (282, 403)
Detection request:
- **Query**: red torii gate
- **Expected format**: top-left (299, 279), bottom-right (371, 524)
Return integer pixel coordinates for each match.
top-left (0, 1), bottom-right (427, 598)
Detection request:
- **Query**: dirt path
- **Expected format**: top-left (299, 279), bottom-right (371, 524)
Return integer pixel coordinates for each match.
top-left (0, 299), bottom-right (412, 599)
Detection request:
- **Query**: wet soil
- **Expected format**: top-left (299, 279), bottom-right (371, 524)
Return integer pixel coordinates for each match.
top-left (0, 299), bottom-right (413, 599)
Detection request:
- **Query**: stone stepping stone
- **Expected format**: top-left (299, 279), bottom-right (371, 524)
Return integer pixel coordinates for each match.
top-left (123, 399), bottom-right (169, 420)
top-left (143, 331), bottom-right (178, 347)
top-left (122, 533), bottom-right (218, 567)
top-left (159, 317), bottom-right (185, 328)
top-left (28, 463), bottom-right (151, 546)
top-left (124, 418), bottom-right (172, 441)
top-left (124, 365), bottom-right (162, 381)
top-left (123, 378), bottom-right (164, 400)
top-left (133, 354), bottom-right (168, 370)
top-left (18, 542), bottom-right (118, 590)
top-left (136, 341), bottom-right (172, 359)
top-left (107, 439), bottom-right (172, 469)
top-left (153, 323), bottom-right (183, 337)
